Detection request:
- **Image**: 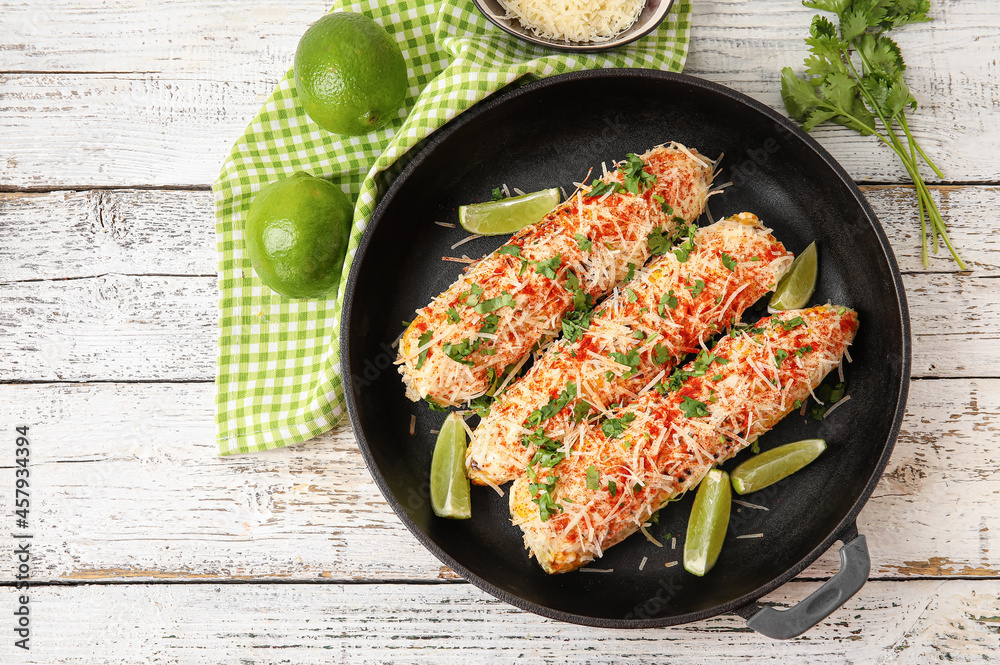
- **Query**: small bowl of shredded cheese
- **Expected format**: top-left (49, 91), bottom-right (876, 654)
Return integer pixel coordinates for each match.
top-left (473, 0), bottom-right (672, 51)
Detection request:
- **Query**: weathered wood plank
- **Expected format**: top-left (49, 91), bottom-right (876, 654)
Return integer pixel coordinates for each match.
top-left (0, 1), bottom-right (325, 74)
top-left (0, 1), bottom-right (998, 187)
top-left (2, 186), bottom-right (999, 284)
top-left (0, 275), bottom-right (216, 381)
top-left (0, 190), bottom-right (215, 280)
top-left (0, 581), bottom-right (997, 663)
top-left (860, 185), bottom-right (1000, 274)
top-left (1, 378), bottom-right (996, 583)
top-left (0, 270), bottom-right (995, 381)
top-left (0, 72), bottom-right (275, 188)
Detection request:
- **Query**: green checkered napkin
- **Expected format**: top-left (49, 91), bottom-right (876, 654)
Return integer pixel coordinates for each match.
top-left (214, 0), bottom-right (692, 455)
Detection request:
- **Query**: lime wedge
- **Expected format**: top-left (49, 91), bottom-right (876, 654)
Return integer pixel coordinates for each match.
top-left (459, 188), bottom-right (560, 235)
top-left (430, 413), bottom-right (472, 519)
top-left (683, 468), bottom-right (732, 577)
top-left (731, 439), bottom-right (827, 495)
top-left (769, 241), bottom-right (818, 312)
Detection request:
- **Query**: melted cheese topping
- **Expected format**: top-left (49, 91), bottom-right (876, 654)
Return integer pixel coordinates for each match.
top-left (397, 143), bottom-right (714, 408)
top-left (512, 304), bottom-right (860, 574)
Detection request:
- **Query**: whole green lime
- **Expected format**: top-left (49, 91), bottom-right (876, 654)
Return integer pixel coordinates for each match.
top-left (244, 172), bottom-right (353, 299)
top-left (294, 12), bottom-right (407, 135)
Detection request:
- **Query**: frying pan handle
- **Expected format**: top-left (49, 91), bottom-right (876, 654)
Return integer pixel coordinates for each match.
top-left (740, 527), bottom-right (871, 640)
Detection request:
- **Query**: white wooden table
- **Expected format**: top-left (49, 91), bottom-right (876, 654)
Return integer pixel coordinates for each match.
top-left (2, 2), bottom-right (999, 662)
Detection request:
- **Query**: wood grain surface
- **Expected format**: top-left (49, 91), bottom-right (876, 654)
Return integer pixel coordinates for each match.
top-left (1, 0), bottom-right (998, 661)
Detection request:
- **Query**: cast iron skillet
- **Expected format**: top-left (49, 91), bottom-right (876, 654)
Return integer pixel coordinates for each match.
top-left (341, 70), bottom-right (910, 638)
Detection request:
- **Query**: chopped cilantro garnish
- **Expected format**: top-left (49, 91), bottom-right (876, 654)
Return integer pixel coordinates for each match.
top-left (652, 194), bottom-right (673, 215)
top-left (659, 349), bottom-right (725, 393)
top-left (632, 329), bottom-right (645, 340)
top-left (774, 349), bottom-right (789, 367)
top-left (647, 228), bottom-right (671, 256)
top-left (626, 288), bottom-right (637, 303)
top-left (609, 348), bottom-right (641, 379)
top-left (572, 400), bottom-right (593, 424)
top-left (525, 382), bottom-right (577, 429)
top-left (533, 254), bottom-right (561, 280)
top-left (777, 316), bottom-right (806, 331)
top-left (424, 398), bottom-right (448, 412)
top-left (626, 262), bottom-right (637, 281)
top-left (479, 312), bottom-right (500, 335)
top-left (446, 307), bottom-right (461, 324)
top-left (460, 283), bottom-right (484, 307)
top-left (679, 396), bottom-right (710, 418)
top-left (809, 380), bottom-right (847, 421)
top-left (750, 256), bottom-right (761, 262)
top-left (472, 292), bottom-right (515, 315)
top-left (586, 465), bottom-right (599, 490)
top-left (561, 308), bottom-right (593, 343)
top-left (621, 153), bottom-right (656, 195)
top-left (653, 342), bottom-right (671, 365)
top-left (633, 482), bottom-right (643, 494)
top-left (524, 429), bottom-right (566, 469)
top-left (601, 413), bottom-right (636, 439)
top-left (575, 233), bottom-right (593, 252)
top-left (415, 329), bottom-right (433, 370)
top-left (524, 429), bottom-right (572, 522)
top-left (658, 290), bottom-right (678, 316)
top-left (796, 345), bottom-right (813, 357)
top-left (565, 270), bottom-right (594, 312)
top-left (491, 187), bottom-right (505, 201)
top-left (608, 479), bottom-right (618, 498)
top-left (720, 253), bottom-right (737, 271)
top-left (442, 338), bottom-right (479, 366)
top-left (585, 180), bottom-right (621, 198)
top-left (671, 224), bottom-right (698, 263)
top-left (686, 279), bottom-right (706, 297)
top-left (470, 395), bottom-right (492, 418)
top-left (526, 464), bottom-right (561, 523)
top-left (674, 242), bottom-right (693, 263)
top-left (498, 245), bottom-right (521, 257)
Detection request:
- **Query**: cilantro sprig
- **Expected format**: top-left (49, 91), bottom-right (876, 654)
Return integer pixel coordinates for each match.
top-left (781, 0), bottom-right (965, 269)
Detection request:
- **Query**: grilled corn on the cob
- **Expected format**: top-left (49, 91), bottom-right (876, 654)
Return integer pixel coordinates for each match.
top-left (511, 305), bottom-right (859, 574)
top-left (397, 143), bottom-right (714, 407)
top-left (467, 213), bottom-right (793, 487)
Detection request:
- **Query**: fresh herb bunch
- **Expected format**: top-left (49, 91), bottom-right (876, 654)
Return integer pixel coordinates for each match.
top-left (781, 0), bottom-right (965, 269)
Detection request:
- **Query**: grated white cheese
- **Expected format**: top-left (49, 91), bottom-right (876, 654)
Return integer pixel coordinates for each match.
top-left (499, 0), bottom-right (645, 43)
top-left (823, 393), bottom-right (851, 418)
top-left (450, 234), bottom-right (483, 250)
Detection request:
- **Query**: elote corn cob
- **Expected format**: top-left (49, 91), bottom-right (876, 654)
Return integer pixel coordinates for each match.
top-left (511, 305), bottom-right (859, 574)
top-left (467, 213), bottom-right (793, 487)
top-left (397, 143), bottom-right (714, 407)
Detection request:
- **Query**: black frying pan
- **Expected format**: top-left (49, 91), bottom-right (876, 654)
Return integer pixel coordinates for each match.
top-left (341, 70), bottom-right (910, 638)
